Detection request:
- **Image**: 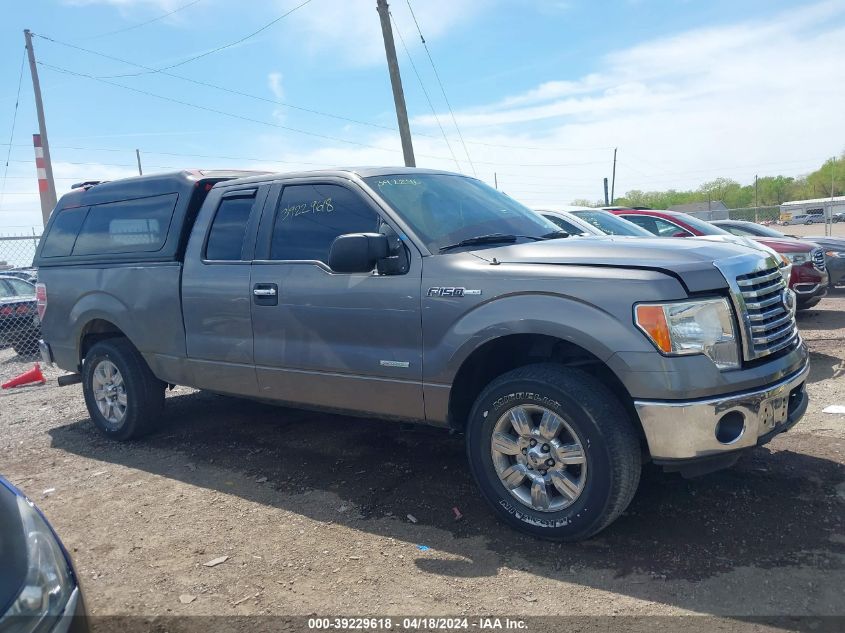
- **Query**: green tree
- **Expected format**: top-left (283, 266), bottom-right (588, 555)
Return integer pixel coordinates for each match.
top-left (611, 152), bottom-right (845, 211)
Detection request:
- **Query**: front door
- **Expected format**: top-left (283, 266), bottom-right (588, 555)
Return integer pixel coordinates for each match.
top-left (250, 179), bottom-right (424, 419)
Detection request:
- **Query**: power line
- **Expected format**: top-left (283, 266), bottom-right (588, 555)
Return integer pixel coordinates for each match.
top-left (389, 11), bottom-right (460, 171)
top-left (37, 61), bottom-right (438, 157)
top-left (79, 0), bottom-right (204, 40)
top-left (33, 32), bottom-right (401, 135)
top-left (2, 140), bottom-right (613, 170)
top-left (36, 62), bottom-right (611, 168)
top-left (101, 0), bottom-right (315, 78)
top-left (405, 0), bottom-right (475, 175)
top-left (0, 49), bottom-right (26, 212)
top-left (32, 33), bottom-right (614, 154)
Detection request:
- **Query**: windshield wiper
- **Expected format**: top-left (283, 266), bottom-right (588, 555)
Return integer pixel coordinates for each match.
top-left (540, 230), bottom-right (569, 240)
top-left (439, 233), bottom-right (519, 252)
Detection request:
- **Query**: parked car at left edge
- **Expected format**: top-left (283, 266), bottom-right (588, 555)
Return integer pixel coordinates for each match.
top-left (613, 209), bottom-right (829, 310)
top-left (0, 275), bottom-right (41, 355)
top-left (0, 476), bottom-right (87, 633)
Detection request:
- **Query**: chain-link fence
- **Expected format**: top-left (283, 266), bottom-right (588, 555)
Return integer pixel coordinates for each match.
top-left (726, 206), bottom-right (781, 223)
top-left (0, 235), bottom-right (41, 357)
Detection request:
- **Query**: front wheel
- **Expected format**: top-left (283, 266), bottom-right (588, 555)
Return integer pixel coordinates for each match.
top-left (82, 338), bottom-right (165, 440)
top-left (466, 363), bottom-right (641, 541)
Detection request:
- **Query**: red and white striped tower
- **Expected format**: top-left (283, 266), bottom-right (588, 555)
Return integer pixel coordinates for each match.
top-left (32, 134), bottom-right (56, 225)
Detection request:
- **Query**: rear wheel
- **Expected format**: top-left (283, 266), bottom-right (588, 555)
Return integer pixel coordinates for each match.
top-left (466, 363), bottom-right (641, 541)
top-left (82, 338), bottom-right (165, 440)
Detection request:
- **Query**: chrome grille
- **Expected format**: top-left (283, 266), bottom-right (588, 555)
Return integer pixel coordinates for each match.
top-left (734, 265), bottom-right (797, 359)
top-left (812, 247), bottom-right (826, 271)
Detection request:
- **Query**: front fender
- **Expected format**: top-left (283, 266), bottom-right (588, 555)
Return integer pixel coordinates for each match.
top-left (424, 292), bottom-right (655, 384)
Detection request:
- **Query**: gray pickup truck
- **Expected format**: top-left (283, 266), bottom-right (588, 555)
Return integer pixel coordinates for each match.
top-left (34, 168), bottom-right (809, 540)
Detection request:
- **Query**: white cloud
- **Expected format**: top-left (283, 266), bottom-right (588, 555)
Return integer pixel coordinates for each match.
top-left (267, 71), bottom-right (286, 121)
top-left (282, 0), bottom-right (488, 67)
top-left (267, 72), bottom-right (285, 101)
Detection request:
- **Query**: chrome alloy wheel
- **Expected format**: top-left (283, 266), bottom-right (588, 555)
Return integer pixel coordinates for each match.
top-left (490, 404), bottom-right (587, 512)
top-left (91, 359), bottom-right (127, 426)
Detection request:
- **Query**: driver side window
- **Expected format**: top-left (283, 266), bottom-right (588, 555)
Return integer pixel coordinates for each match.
top-left (269, 183), bottom-right (380, 263)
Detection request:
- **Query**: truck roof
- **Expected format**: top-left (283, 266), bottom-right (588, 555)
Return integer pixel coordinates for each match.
top-left (216, 166), bottom-right (461, 187)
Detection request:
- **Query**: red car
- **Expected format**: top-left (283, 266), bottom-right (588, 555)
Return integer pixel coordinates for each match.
top-left (608, 209), bottom-right (829, 310)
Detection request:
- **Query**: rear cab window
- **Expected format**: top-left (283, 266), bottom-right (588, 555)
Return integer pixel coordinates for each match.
top-left (39, 207), bottom-right (89, 258)
top-left (72, 193), bottom-right (178, 256)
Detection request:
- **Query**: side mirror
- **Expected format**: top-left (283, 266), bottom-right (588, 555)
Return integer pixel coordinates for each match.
top-left (672, 231), bottom-right (690, 238)
top-left (328, 233), bottom-right (389, 273)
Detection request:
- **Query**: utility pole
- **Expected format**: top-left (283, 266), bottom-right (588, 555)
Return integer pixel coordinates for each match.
top-left (494, 172), bottom-right (498, 189)
top-left (754, 174), bottom-right (759, 223)
top-left (610, 148), bottom-right (617, 204)
top-left (135, 149), bottom-right (143, 175)
top-left (376, 0), bottom-right (415, 167)
top-left (603, 178), bottom-right (609, 206)
top-left (24, 29), bottom-right (57, 225)
top-left (828, 156), bottom-right (836, 237)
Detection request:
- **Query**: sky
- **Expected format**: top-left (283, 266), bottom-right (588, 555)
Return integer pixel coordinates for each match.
top-left (1, 0), bottom-right (844, 232)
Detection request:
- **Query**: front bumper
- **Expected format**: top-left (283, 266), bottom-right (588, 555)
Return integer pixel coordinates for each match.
top-left (826, 258), bottom-right (845, 286)
top-left (635, 359), bottom-right (809, 461)
top-left (791, 266), bottom-right (828, 302)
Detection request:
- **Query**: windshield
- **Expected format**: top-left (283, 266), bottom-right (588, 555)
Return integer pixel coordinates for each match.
top-left (725, 222), bottom-right (787, 238)
top-left (364, 174), bottom-right (560, 251)
top-left (673, 213), bottom-right (732, 235)
top-left (569, 210), bottom-right (653, 236)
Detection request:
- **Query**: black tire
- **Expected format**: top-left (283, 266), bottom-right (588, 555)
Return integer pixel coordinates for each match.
top-left (82, 338), bottom-right (165, 441)
top-left (466, 363), bottom-right (641, 541)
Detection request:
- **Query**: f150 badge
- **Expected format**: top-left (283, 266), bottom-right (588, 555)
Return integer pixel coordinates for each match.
top-left (427, 287), bottom-right (482, 297)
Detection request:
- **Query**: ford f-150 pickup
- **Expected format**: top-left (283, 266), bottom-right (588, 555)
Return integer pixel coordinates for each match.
top-left (33, 168), bottom-right (810, 540)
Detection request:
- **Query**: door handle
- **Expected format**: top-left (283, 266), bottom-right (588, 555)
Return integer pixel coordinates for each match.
top-left (253, 283), bottom-right (278, 306)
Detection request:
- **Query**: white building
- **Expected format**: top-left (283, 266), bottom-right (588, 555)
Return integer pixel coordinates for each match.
top-left (780, 195), bottom-right (845, 222)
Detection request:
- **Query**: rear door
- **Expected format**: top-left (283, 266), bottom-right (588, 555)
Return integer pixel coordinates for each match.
top-left (181, 184), bottom-right (269, 396)
top-left (249, 178), bottom-right (424, 419)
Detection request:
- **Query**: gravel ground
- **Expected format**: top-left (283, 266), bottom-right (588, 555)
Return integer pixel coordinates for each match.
top-left (0, 291), bottom-right (843, 629)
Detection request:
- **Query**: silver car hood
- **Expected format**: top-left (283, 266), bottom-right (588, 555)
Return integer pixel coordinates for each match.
top-left (470, 236), bottom-right (769, 292)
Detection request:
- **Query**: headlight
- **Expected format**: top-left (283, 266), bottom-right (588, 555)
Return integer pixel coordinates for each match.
top-left (825, 250), bottom-right (845, 258)
top-left (635, 298), bottom-right (740, 369)
top-left (777, 255), bottom-right (792, 283)
top-left (782, 252), bottom-right (809, 264)
top-left (0, 497), bottom-right (75, 633)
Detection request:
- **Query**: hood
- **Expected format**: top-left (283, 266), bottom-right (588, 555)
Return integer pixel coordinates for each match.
top-left (803, 236), bottom-right (845, 250)
top-left (690, 234), bottom-right (779, 256)
top-left (470, 236), bottom-right (770, 292)
top-left (752, 237), bottom-right (815, 254)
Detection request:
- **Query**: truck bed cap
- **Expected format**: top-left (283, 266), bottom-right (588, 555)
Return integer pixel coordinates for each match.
top-left (58, 170), bottom-right (269, 209)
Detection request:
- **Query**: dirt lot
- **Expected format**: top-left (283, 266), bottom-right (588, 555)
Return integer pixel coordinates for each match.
top-left (0, 292), bottom-right (843, 628)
